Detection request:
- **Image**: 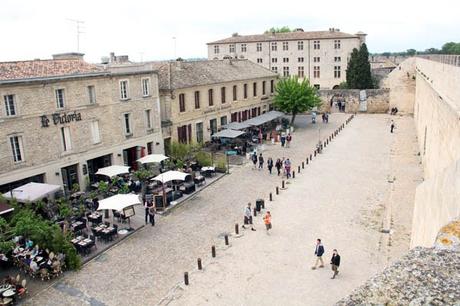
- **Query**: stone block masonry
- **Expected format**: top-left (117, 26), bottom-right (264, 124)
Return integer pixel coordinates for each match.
top-left (318, 88), bottom-right (390, 113)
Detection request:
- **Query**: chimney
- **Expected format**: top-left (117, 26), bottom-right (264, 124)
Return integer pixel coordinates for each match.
top-left (110, 52), bottom-right (115, 63)
top-left (52, 52), bottom-right (85, 60)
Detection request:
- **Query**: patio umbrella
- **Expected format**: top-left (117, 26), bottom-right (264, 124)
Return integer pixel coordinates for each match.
top-left (3, 182), bottom-right (62, 203)
top-left (151, 171), bottom-right (190, 184)
top-left (137, 154), bottom-right (169, 164)
top-left (95, 165), bottom-right (130, 178)
top-left (97, 194), bottom-right (141, 211)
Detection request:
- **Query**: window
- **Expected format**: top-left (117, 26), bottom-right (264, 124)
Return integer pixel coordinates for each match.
top-left (257, 58), bottom-right (263, 63)
top-left (179, 93), bottom-right (185, 112)
top-left (334, 40), bottom-right (341, 49)
top-left (334, 56), bottom-right (341, 62)
top-left (313, 57), bottom-right (320, 63)
top-left (87, 86), bottom-right (96, 104)
top-left (298, 57), bottom-right (304, 63)
top-left (221, 87), bottom-right (226, 103)
top-left (271, 67), bottom-right (278, 73)
top-left (214, 45), bottom-right (220, 54)
top-left (123, 113), bottom-right (132, 135)
top-left (208, 89), bottom-right (214, 106)
top-left (229, 44), bottom-right (235, 53)
top-left (298, 41), bottom-right (304, 50)
top-left (4, 95), bottom-right (16, 116)
top-left (283, 67), bottom-right (290, 77)
top-left (196, 122), bottom-right (203, 143)
top-left (61, 126), bottom-right (72, 151)
top-left (256, 43), bottom-right (262, 52)
top-left (194, 91), bottom-right (200, 109)
top-left (282, 41), bottom-right (289, 51)
top-left (253, 82), bottom-right (257, 97)
top-left (270, 80), bottom-right (275, 93)
top-left (283, 57), bottom-right (289, 63)
top-left (220, 116), bottom-right (227, 126)
top-left (145, 109), bottom-right (153, 129)
top-left (55, 89), bottom-right (65, 108)
top-left (298, 66), bottom-right (304, 77)
top-left (142, 78), bottom-right (150, 96)
top-left (271, 42), bottom-right (277, 51)
top-left (9, 135), bottom-right (24, 162)
top-left (334, 66), bottom-right (341, 78)
top-left (313, 40), bottom-right (320, 50)
top-left (243, 84), bottom-right (248, 99)
top-left (271, 58), bottom-right (277, 63)
top-left (209, 119), bottom-right (217, 135)
top-left (233, 85), bottom-right (237, 101)
top-left (119, 80), bottom-right (129, 100)
top-left (90, 120), bottom-right (101, 144)
top-left (147, 142), bottom-right (153, 154)
top-left (262, 81), bottom-right (266, 95)
top-left (241, 44), bottom-right (247, 52)
top-left (314, 66), bottom-right (320, 78)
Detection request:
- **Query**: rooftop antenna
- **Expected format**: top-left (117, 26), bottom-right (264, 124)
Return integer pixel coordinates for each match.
top-left (67, 19), bottom-right (85, 52)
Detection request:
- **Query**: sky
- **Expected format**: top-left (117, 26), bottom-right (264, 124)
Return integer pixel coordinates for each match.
top-left (1, 0), bottom-right (459, 63)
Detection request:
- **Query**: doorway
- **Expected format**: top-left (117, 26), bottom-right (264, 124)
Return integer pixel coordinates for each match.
top-left (61, 164), bottom-right (79, 194)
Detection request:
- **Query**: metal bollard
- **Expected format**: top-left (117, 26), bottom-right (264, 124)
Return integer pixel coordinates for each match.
top-left (314, 150), bottom-right (317, 157)
top-left (235, 223), bottom-right (239, 235)
top-left (197, 258), bottom-right (202, 270)
top-left (310, 154), bottom-right (312, 161)
top-left (298, 165), bottom-right (301, 173)
top-left (282, 180), bottom-right (285, 189)
top-left (276, 186), bottom-right (279, 195)
top-left (292, 171), bottom-right (295, 178)
top-left (269, 192), bottom-right (273, 201)
top-left (306, 158), bottom-right (309, 165)
top-left (211, 245), bottom-right (216, 258)
top-left (253, 207), bottom-right (257, 217)
top-left (302, 161), bottom-right (304, 169)
top-left (224, 235), bottom-right (229, 246)
top-left (184, 272), bottom-right (189, 285)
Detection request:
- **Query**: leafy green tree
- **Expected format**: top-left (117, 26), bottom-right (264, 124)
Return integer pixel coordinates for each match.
top-left (442, 42), bottom-right (460, 54)
top-left (346, 44), bottom-right (373, 89)
top-left (265, 26), bottom-right (291, 33)
top-left (273, 76), bottom-right (322, 124)
top-left (406, 49), bottom-right (417, 56)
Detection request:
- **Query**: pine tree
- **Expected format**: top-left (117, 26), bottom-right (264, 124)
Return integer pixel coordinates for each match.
top-left (345, 44), bottom-right (373, 89)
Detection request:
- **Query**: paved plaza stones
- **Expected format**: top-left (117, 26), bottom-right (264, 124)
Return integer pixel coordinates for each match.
top-left (24, 113), bottom-right (421, 306)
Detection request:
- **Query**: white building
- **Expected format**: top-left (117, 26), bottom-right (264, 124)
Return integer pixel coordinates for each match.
top-left (207, 28), bottom-right (366, 89)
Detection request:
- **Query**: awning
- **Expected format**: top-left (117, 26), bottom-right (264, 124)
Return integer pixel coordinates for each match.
top-left (0, 202), bottom-right (14, 215)
top-left (3, 182), bottom-right (62, 203)
top-left (95, 165), bottom-right (130, 177)
top-left (222, 121), bottom-right (251, 130)
top-left (151, 171), bottom-right (190, 184)
top-left (245, 110), bottom-right (285, 126)
top-left (212, 129), bottom-right (245, 139)
top-left (97, 194), bottom-right (141, 211)
top-left (137, 154), bottom-right (169, 164)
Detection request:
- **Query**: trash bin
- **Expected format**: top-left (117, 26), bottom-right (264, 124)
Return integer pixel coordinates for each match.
top-left (256, 199), bottom-right (264, 212)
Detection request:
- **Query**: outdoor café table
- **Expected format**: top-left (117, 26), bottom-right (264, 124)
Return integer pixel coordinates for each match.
top-left (0, 284), bottom-right (12, 295)
top-left (201, 166), bottom-right (215, 177)
top-left (2, 289), bottom-right (15, 298)
top-left (71, 221), bottom-right (85, 232)
top-left (87, 213), bottom-right (102, 224)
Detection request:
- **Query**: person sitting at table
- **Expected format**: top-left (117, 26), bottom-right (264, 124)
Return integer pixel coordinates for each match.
top-left (30, 259), bottom-right (39, 273)
top-left (25, 239), bottom-right (33, 249)
top-left (31, 245), bottom-right (39, 257)
top-left (24, 255), bottom-right (32, 266)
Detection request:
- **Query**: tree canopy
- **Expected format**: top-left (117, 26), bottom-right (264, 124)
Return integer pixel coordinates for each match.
top-left (265, 26), bottom-right (291, 34)
top-left (346, 43), bottom-right (373, 89)
top-left (373, 41), bottom-right (460, 56)
top-left (273, 76), bottom-right (322, 124)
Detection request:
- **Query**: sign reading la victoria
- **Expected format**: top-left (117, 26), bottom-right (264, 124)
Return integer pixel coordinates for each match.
top-left (41, 111), bottom-right (82, 128)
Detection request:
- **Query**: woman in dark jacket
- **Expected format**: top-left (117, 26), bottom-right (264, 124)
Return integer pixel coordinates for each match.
top-left (275, 159), bottom-right (282, 176)
top-left (330, 249), bottom-right (341, 279)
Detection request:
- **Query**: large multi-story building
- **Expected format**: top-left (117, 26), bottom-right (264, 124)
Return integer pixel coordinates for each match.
top-left (150, 59), bottom-right (278, 148)
top-left (0, 53), bottom-right (164, 194)
top-left (207, 28), bottom-right (366, 89)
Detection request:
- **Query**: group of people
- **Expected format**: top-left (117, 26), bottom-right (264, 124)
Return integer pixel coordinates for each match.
top-left (252, 153), bottom-right (293, 178)
top-left (241, 203), bottom-right (272, 234)
top-left (321, 112), bottom-right (330, 123)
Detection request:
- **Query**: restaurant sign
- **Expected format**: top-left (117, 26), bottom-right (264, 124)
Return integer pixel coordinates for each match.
top-left (41, 111), bottom-right (82, 128)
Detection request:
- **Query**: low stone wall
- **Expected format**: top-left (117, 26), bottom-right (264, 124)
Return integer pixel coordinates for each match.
top-left (318, 89), bottom-right (390, 113)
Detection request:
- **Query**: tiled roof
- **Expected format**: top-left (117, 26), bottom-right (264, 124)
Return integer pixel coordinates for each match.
top-left (149, 59), bottom-right (277, 90)
top-left (0, 59), bottom-right (102, 81)
top-left (208, 30), bottom-right (361, 44)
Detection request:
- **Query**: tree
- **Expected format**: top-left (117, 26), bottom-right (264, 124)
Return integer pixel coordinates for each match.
top-left (442, 42), bottom-right (460, 54)
top-left (346, 44), bottom-right (373, 89)
top-left (406, 49), bottom-right (417, 56)
top-left (265, 26), bottom-right (291, 34)
top-left (273, 76), bottom-right (322, 125)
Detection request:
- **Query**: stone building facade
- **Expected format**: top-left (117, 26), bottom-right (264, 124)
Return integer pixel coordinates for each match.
top-left (0, 53), bottom-right (164, 194)
top-left (150, 59), bottom-right (278, 148)
top-left (207, 28), bottom-right (366, 89)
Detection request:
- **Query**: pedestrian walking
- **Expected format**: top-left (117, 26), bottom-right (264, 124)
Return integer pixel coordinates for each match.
top-left (390, 120), bottom-right (396, 133)
top-left (144, 197), bottom-right (153, 225)
top-left (251, 151), bottom-right (258, 170)
top-left (286, 133), bottom-right (292, 148)
top-left (325, 112), bottom-right (329, 123)
top-left (280, 134), bottom-right (286, 147)
top-left (330, 249), bottom-right (341, 279)
top-left (148, 205), bottom-right (156, 226)
top-left (311, 238), bottom-right (325, 269)
top-left (263, 211), bottom-right (272, 234)
top-left (242, 203), bottom-right (256, 231)
top-left (258, 153), bottom-right (264, 170)
top-left (267, 157), bottom-right (274, 174)
top-left (284, 158), bottom-right (292, 178)
top-left (275, 158), bottom-right (282, 176)
top-left (322, 113), bottom-right (326, 123)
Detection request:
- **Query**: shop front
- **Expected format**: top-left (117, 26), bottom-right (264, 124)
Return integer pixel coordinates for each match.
top-left (123, 146), bottom-right (144, 171)
top-left (87, 154), bottom-right (112, 183)
top-left (0, 173), bottom-right (45, 194)
top-left (61, 164), bottom-right (79, 194)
